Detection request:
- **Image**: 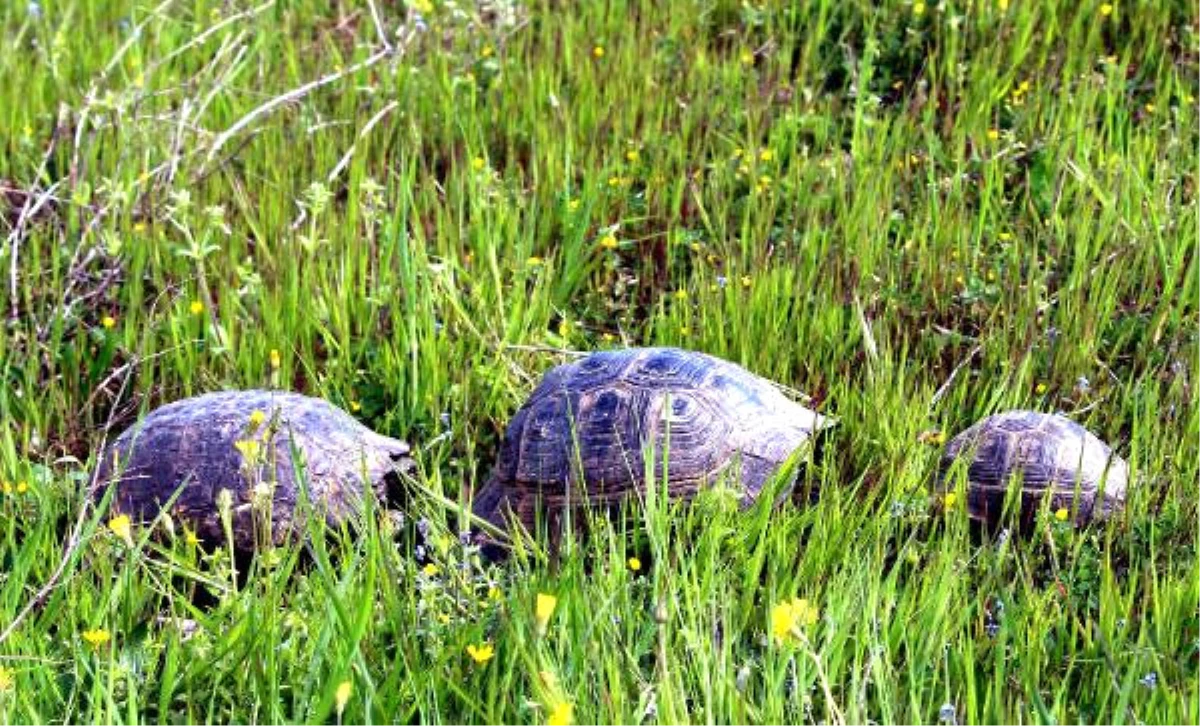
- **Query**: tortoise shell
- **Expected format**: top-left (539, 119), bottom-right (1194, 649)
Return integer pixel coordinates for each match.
top-left (94, 390), bottom-right (412, 549)
top-left (472, 347), bottom-right (832, 532)
top-left (940, 409), bottom-right (1128, 525)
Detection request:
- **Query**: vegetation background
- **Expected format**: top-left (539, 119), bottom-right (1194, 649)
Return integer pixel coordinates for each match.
top-left (0, 0), bottom-right (1196, 723)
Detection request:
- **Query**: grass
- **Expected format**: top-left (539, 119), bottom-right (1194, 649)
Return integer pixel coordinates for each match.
top-left (0, 0), bottom-right (1197, 722)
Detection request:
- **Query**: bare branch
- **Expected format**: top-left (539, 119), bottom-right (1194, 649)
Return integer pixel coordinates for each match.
top-left (365, 0), bottom-right (394, 52)
top-left (204, 46), bottom-right (393, 165)
top-left (929, 344), bottom-right (983, 408)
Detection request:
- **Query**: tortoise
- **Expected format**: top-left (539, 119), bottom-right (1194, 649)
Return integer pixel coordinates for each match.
top-left (472, 347), bottom-right (833, 535)
top-left (940, 409), bottom-right (1129, 525)
top-left (94, 390), bottom-right (413, 550)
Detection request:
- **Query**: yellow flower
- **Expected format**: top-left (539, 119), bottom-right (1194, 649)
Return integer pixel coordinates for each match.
top-left (535, 593), bottom-right (558, 632)
top-left (412, 0), bottom-right (433, 13)
top-left (769, 604), bottom-right (793, 640)
top-left (592, 45), bottom-right (605, 58)
top-left (770, 598), bottom-right (819, 642)
top-left (740, 275), bottom-right (752, 289)
top-left (679, 326), bottom-right (691, 336)
top-left (986, 128), bottom-right (1000, 141)
top-left (599, 235), bottom-right (618, 250)
top-left (998, 232), bottom-right (1013, 241)
top-left (269, 348), bottom-right (281, 370)
top-left (350, 400), bottom-right (362, 412)
top-left (234, 438), bottom-right (262, 461)
top-left (101, 315), bottom-right (117, 329)
top-left (627, 557), bottom-right (641, 572)
top-left (913, 1), bottom-right (926, 15)
top-left (15, 481), bottom-right (28, 494)
top-left (488, 586), bottom-right (502, 601)
top-left (0, 665), bottom-right (12, 692)
top-left (918, 430), bottom-right (947, 446)
top-left (108, 514), bottom-right (134, 546)
top-left (547, 701), bottom-right (574, 726)
top-left (82, 628), bottom-right (112, 648)
top-left (466, 642), bottom-right (495, 664)
top-left (1099, 2), bottom-right (1113, 15)
top-left (437, 613), bottom-right (451, 625)
top-left (472, 156), bottom-right (486, 171)
top-left (1, 482), bottom-right (11, 495)
top-left (1143, 103), bottom-right (1154, 114)
top-left (1035, 382), bottom-right (1048, 394)
top-left (759, 149), bottom-right (774, 162)
top-left (625, 150), bottom-right (640, 163)
top-left (527, 256), bottom-right (544, 267)
top-left (944, 492), bottom-right (958, 508)
top-left (480, 45), bottom-right (494, 58)
top-left (1054, 507), bottom-right (1070, 522)
top-left (133, 221), bottom-right (147, 234)
top-left (248, 409), bottom-right (266, 428)
top-left (732, 147), bottom-right (745, 158)
top-left (189, 300), bottom-right (205, 315)
top-left (423, 563), bottom-right (439, 577)
top-left (185, 529), bottom-right (200, 547)
top-left (567, 199), bottom-right (581, 211)
top-left (998, 0), bottom-right (1008, 9)
top-left (674, 289), bottom-right (688, 301)
top-left (335, 680), bottom-right (352, 714)
top-left (740, 51), bottom-right (755, 66)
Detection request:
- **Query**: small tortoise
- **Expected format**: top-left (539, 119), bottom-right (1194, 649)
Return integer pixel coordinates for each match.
top-left (95, 390), bottom-right (412, 549)
top-left (940, 409), bottom-right (1129, 525)
top-left (472, 347), bottom-right (832, 534)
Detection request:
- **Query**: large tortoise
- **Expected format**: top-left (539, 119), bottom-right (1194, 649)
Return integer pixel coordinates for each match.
top-left (472, 347), bottom-right (833, 535)
top-left (94, 390), bottom-right (413, 549)
top-left (940, 409), bottom-right (1129, 525)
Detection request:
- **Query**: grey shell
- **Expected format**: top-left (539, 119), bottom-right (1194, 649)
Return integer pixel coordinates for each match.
top-left (940, 409), bottom-right (1128, 524)
top-left (472, 347), bottom-right (832, 531)
top-left (94, 390), bottom-right (412, 549)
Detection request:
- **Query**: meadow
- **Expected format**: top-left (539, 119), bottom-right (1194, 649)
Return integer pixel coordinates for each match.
top-left (0, 0), bottom-right (1197, 723)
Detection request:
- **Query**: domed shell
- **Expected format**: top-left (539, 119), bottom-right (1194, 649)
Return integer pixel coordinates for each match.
top-left (94, 390), bottom-right (412, 549)
top-left (472, 347), bottom-right (832, 532)
top-left (940, 409), bottom-right (1128, 525)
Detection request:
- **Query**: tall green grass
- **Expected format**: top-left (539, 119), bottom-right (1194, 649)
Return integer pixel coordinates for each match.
top-left (0, 0), bottom-right (1196, 722)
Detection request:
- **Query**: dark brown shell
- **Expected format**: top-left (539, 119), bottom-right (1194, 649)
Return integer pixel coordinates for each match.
top-left (94, 390), bottom-right (412, 549)
top-left (940, 409), bottom-right (1128, 525)
top-left (473, 348), bottom-right (832, 532)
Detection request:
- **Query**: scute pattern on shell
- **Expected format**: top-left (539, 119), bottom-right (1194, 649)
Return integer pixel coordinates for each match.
top-left (940, 409), bottom-right (1128, 524)
top-left (473, 347), bottom-right (832, 532)
top-left (94, 390), bottom-right (412, 549)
